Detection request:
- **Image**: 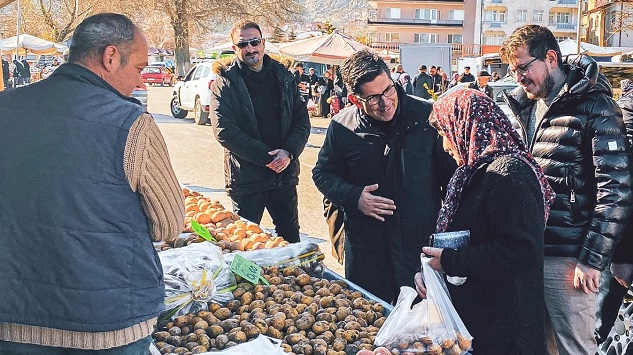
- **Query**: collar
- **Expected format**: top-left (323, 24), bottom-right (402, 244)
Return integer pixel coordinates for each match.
top-left (50, 63), bottom-right (142, 105)
top-left (235, 54), bottom-right (272, 75)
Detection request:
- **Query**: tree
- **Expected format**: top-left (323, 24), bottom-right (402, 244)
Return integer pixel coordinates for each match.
top-left (288, 29), bottom-right (296, 42)
top-left (269, 25), bottom-right (285, 43)
top-left (317, 20), bottom-right (336, 34)
top-left (147, 0), bottom-right (303, 75)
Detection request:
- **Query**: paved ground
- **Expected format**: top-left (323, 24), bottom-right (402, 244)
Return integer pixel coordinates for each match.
top-left (147, 85), bottom-right (344, 275)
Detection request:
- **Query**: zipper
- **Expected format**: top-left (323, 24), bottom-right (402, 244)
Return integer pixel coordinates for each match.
top-left (565, 168), bottom-right (578, 219)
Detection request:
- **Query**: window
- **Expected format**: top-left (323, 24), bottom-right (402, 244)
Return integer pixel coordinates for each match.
top-left (385, 32), bottom-right (400, 42)
top-left (517, 10), bottom-right (527, 22)
top-left (448, 34), bottom-right (463, 43)
top-left (483, 35), bottom-right (506, 45)
top-left (484, 10), bottom-right (506, 22)
top-left (533, 10), bottom-right (544, 22)
top-left (448, 10), bottom-right (464, 20)
top-left (192, 66), bottom-right (204, 80)
top-left (386, 8), bottom-right (401, 19)
top-left (415, 8), bottom-right (438, 20)
top-left (557, 12), bottom-right (571, 23)
top-left (414, 33), bottom-right (438, 43)
top-left (556, 36), bottom-right (571, 42)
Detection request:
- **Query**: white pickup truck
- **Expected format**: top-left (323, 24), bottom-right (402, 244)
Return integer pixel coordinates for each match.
top-left (170, 61), bottom-right (216, 125)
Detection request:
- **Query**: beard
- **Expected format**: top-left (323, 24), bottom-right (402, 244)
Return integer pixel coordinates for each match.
top-left (524, 71), bottom-right (556, 100)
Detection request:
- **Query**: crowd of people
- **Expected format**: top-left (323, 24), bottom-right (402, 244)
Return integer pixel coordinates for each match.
top-left (1, 55), bottom-right (62, 88)
top-left (0, 13), bottom-right (632, 355)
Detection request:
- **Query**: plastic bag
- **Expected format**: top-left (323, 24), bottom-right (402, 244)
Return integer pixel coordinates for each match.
top-left (159, 243), bottom-right (236, 320)
top-left (224, 242), bottom-right (325, 276)
top-left (374, 258), bottom-right (473, 354)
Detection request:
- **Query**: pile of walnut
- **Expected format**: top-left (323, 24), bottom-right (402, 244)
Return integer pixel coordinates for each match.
top-left (153, 266), bottom-right (388, 355)
top-left (365, 331), bottom-right (472, 355)
top-left (178, 187), bottom-right (289, 252)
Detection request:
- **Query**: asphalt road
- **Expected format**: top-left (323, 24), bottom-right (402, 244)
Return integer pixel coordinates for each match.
top-left (146, 85), bottom-right (344, 275)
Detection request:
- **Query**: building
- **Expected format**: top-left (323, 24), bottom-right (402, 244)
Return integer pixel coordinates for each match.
top-left (366, 0), bottom-right (582, 68)
top-left (585, 0), bottom-right (633, 47)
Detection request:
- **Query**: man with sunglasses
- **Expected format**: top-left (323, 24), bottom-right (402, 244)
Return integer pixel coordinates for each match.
top-left (210, 19), bottom-right (310, 244)
top-left (312, 49), bottom-right (455, 304)
top-left (500, 25), bottom-right (632, 355)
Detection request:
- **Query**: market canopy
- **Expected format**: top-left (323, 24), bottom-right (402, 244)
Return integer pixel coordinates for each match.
top-left (0, 34), bottom-right (68, 55)
top-left (279, 31), bottom-right (373, 65)
top-left (558, 39), bottom-right (622, 57)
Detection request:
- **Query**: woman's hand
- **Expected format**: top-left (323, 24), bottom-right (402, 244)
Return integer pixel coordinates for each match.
top-left (414, 272), bottom-right (427, 299)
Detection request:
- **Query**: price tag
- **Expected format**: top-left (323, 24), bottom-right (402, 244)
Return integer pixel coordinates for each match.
top-left (190, 220), bottom-right (216, 242)
top-left (230, 254), bottom-right (270, 286)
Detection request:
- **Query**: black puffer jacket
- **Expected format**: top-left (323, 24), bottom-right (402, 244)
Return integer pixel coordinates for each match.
top-left (504, 55), bottom-right (632, 270)
top-left (210, 55), bottom-right (310, 195)
top-left (613, 93), bottom-right (633, 264)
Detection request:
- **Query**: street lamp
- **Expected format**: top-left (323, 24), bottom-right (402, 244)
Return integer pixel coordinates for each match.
top-left (576, 0), bottom-right (584, 54)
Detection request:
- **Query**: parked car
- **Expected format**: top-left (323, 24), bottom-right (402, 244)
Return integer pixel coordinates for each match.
top-left (131, 83), bottom-right (148, 111)
top-left (141, 65), bottom-right (176, 86)
top-left (170, 61), bottom-right (216, 125)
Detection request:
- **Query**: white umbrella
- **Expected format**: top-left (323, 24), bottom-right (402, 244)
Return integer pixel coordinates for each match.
top-left (279, 31), bottom-right (373, 65)
top-left (0, 34), bottom-right (67, 56)
top-left (558, 39), bottom-right (621, 56)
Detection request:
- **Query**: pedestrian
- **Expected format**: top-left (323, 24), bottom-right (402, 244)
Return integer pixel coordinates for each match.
top-left (429, 65), bottom-right (444, 95)
top-left (437, 66), bottom-right (448, 91)
top-left (12, 59), bottom-right (23, 86)
top-left (293, 61), bottom-right (310, 102)
top-left (21, 59), bottom-right (31, 84)
top-left (318, 70), bottom-right (333, 117)
top-left (594, 78), bottom-right (633, 350)
top-left (491, 71), bottom-right (501, 82)
top-left (391, 63), bottom-right (404, 81)
top-left (500, 24), bottom-right (632, 355)
top-left (312, 49), bottom-right (456, 304)
top-left (468, 70), bottom-right (493, 98)
top-left (0, 13), bottom-right (184, 354)
top-left (412, 64), bottom-right (434, 99)
top-left (447, 72), bottom-right (460, 89)
top-left (307, 67), bottom-right (320, 102)
top-left (398, 72), bottom-right (413, 95)
top-left (414, 88), bottom-right (554, 355)
top-left (210, 19), bottom-right (310, 244)
top-left (458, 66), bottom-right (475, 83)
top-left (1, 56), bottom-right (8, 88)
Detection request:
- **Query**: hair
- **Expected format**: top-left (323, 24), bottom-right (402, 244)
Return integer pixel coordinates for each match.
top-left (499, 24), bottom-right (563, 69)
top-left (68, 13), bottom-right (137, 66)
top-left (420, 65), bottom-right (427, 70)
top-left (230, 19), bottom-right (262, 42)
top-left (340, 49), bottom-right (389, 95)
top-left (294, 62), bottom-right (304, 68)
top-left (431, 66), bottom-right (437, 69)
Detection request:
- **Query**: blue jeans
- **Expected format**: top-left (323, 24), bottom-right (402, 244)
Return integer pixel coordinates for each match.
top-left (0, 336), bottom-right (151, 355)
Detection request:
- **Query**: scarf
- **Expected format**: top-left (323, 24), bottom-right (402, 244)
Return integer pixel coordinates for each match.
top-left (434, 89), bottom-right (555, 232)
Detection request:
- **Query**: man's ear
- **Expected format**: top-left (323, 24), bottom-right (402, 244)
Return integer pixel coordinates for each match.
top-left (102, 45), bottom-right (118, 72)
top-left (347, 94), bottom-right (363, 109)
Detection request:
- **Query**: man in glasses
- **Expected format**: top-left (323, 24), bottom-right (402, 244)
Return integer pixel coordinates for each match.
top-left (210, 19), bottom-right (310, 244)
top-left (500, 24), bottom-right (631, 355)
top-left (312, 49), bottom-right (455, 304)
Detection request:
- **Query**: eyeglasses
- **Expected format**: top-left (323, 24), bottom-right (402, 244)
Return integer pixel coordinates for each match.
top-left (235, 38), bottom-right (262, 49)
top-left (509, 57), bottom-right (539, 78)
top-left (356, 84), bottom-right (397, 106)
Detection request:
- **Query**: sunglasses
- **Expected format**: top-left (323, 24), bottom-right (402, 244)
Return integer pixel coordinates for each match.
top-left (235, 38), bottom-right (262, 49)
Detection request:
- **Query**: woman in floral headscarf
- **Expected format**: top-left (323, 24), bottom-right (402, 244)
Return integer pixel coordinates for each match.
top-left (414, 89), bottom-right (555, 355)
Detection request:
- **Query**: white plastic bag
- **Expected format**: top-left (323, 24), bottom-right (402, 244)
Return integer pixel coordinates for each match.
top-left (159, 243), bottom-right (236, 320)
top-left (197, 335), bottom-right (286, 355)
top-left (374, 258), bottom-right (473, 354)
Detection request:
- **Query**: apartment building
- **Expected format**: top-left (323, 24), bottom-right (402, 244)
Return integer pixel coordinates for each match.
top-left (585, 0), bottom-right (633, 47)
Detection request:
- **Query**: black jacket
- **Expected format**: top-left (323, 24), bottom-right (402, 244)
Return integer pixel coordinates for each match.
top-left (312, 87), bottom-right (455, 289)
top-left (210, 55), bottom-right (311, 195)
top-left (441, 156), bottom-right (545, 355)
top-left (468, 82), bottom-right (493, 99)
top-left (504, 55), bottom-right (632, 270)
top-left (412, 72), bottom-right (433, 99)
top-left (614, 93), bottom-right (633, 264)
top-left (459, 72), bottom-right (475, 83)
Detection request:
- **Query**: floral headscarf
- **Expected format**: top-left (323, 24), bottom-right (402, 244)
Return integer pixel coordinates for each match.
top-left (433, 89), bottom-right (555, 232)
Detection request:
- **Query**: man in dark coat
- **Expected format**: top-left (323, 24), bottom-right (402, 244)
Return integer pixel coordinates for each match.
top-left (501, 25), bottom-right (632, 355)
top-left (1, 56), bottom-right (9, 88)
top-left (210, 19), bottom-right (310, 244)
top-left (458, 66), bottom-right (475, 83)
top-left (312, 49), bottom-right (455, 304)
top-left (468, 70), bottom-right (493, 98)
top-left (412, 64), bottom-right (434, 99)
top-left (293, 62), bottom-right (310, 102)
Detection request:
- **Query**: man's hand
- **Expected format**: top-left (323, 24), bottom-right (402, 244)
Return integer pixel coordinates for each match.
top-left (422, 247), bottom-right (444, 272)
top-left (574, 262), bottom-right (601, 294)
top-left (357, 184), bottom-right (396, 221)
top-left (266, 149), bottom-right (291, 173)
top-left (414, 272), bottom-right (427, 299)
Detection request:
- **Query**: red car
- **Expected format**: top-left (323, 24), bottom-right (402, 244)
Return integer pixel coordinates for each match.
top-left (141, 65), bottom-right (175, 86)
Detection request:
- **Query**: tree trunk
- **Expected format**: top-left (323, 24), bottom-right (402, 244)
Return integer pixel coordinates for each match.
top-left (173, 19), bottom-right (190, 76)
